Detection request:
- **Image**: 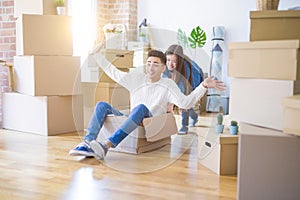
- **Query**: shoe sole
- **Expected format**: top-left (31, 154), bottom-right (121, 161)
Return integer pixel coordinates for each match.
top-left (90, 141), bottom-right (106, 160)
top-left (69, 149), bottom-right (94, 157)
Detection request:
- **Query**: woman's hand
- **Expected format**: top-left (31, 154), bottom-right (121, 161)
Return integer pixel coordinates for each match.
top-left (202, 76), bottom-right (226, 91)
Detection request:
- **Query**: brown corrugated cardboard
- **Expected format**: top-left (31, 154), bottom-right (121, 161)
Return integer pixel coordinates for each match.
top-left (198, 127), bottom-right (238, 175)
top-left (228, 40), bottom-right (300, 80)
top-left (143, 113), bottom-right (178, 142)
top-left (229, 77), bottom-right (300, 131)
top-left (238, 122), bottom-right (300, 200)
top-left (16, 14), bottom-right (73, 56)
top-left (100, 49), bottom-right (134, 68)
top-left (14, 55), bottom-right (81, 96)
top-left (250, 10), bottom-right (300, 41)
top-left (14, 0), bottom-right (57, 18)
top-left (98, 113), bottom-right (177, 154)
top-left (2, 92), bottom-right (83, 135)
top-left (282, 95), bottom-right (300, 136)
top-left (81, 82), bottom-right (130, 128)
top-left (98, 68), bottom-right (130, 83)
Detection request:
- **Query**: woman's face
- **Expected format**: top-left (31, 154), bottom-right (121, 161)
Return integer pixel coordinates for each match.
top-left (166, 54), bottom-right (177, 71)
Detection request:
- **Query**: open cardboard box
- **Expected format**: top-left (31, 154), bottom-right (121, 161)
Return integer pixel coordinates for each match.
top-left (98, 113), bottom-right (178, 154)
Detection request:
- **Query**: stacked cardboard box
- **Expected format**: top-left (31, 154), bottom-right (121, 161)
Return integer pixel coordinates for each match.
top-left (229, 10), bottom-right (300, 199)
top-left (81, 49), bottom-right (132, 128)
top-left (228, 11), bottom-right (300, 131)
top-left (127, 41), bottom-right (151, 68)
top-left (3, 4), bottom-right (83, 136)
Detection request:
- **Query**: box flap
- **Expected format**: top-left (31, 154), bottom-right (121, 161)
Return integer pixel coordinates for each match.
top-left (282, 95), bottom-right (300, 109)
top-left (229, 40), bottom-right (300, 50)
top-left (100, 49), bottom-right (134, 55)
top-left (143, 113), bottom-right (178, 142)
top-left (250, 10), bottom-right (300, 19)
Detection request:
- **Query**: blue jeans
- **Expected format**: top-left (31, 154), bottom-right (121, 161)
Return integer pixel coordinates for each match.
top-left (84, 102), bottom-right (152, 147)
top-left (181, 108), bottom-right (198, 127)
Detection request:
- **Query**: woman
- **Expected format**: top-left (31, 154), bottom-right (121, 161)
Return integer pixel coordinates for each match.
top-left (163, 44), bottom-right (204, 134)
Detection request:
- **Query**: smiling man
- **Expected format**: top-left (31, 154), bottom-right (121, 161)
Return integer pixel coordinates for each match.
top-left (69, 49), bottom-right (225, 160)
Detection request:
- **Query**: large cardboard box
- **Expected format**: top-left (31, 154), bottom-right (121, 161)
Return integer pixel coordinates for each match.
top-left (16, 14), bottom-right (73, 56)
top-left (98, 113), bottom-right (178, 154)
top-left (238, 122), bottom-right (300, 200)
top-left (14, 56), bottom-right (81, 96)
top-left (282, 95), bottom-right (300, 136)
top-left (14, 0), bottom-right (56, 18)
top-left (100, 49), bottom-right (134, 68)
top-left (229, 77), bottom-right (300, 130)
top-left (81, 82), bottom-right (130, 128)
top-left (198, 127), bottom-right (239, 175)
top-left (250, 10), bottom-right (300, 41)
top-left (228, 40), bottom-right (300, 80)
top-left (2, 92), bottom-right (83, 136)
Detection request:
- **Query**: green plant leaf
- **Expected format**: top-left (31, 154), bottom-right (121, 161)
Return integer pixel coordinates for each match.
top-left (188, 26), bottom-right (206, 49)
top-left (177, 28), bottom-right (189, 49)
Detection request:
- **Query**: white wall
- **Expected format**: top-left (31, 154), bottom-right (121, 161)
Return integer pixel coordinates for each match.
top-left (137, 0), bottom-right (299, 95)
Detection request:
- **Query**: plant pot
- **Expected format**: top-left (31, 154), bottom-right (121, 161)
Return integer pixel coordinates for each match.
top-left (215, 124), bottom-right (224, 134)
top-left (56, 6), bottom-right (67, 15)
top-left (229, 125), bottom-right (239, 135)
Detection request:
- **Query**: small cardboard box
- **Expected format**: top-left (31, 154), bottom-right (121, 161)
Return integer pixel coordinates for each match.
top-left (229, 77), bottom-right (300, 131)
top-left (250, 10), bottom-right (300, 41)
top-left (14, 55), bottom-right (81, 96)
top-left (14, 0), bottom-right (57, 18)
top-left (2, 92), bottom-right (83, 136)
top-left (16, 14), bottom-right (73, 56)
top-left (198, 127), bottom-right (239, 175)
top-left (282, 95), bottom-right (300, 136)
top-left (98, 113), bottom-right (178, 154)
top-left (228, 40), bottom-right (300, 80)
top-left (100, 49), bottom-right (134, 68)
top-left (81, 82), bottom-right (130, 128)
top-left (238, 122), bottom-right (300, 200)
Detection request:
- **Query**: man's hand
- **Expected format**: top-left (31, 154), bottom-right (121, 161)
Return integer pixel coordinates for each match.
top-left (202, 76), bottom-right (226, 90)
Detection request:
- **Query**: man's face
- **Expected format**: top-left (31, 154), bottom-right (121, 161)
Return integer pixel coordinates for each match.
top-left (166, 54), bottom-right (177, 71)
top-left (146, 56), bottom-right (166, 82)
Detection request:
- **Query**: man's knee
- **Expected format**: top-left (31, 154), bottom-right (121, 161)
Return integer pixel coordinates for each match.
top-left (95, 101), bottom-right (109, 108)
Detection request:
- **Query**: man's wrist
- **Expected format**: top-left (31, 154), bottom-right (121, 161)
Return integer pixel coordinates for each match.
top-left (202, 82), bottom-right (208, 89)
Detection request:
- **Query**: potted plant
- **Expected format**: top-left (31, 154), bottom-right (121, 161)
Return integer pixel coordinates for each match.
top-left (55, 0), bottom-right (66, 15)
top-left (215, 113), bottom-right (224, 134)
top-left (229, 120), bottom-right (239, 135)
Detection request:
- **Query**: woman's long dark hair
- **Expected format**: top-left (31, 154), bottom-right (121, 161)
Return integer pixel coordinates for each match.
top-left (165, 44), bottom-right (193, 95)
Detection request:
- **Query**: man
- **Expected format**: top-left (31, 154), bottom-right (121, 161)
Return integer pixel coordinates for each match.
top-left (69, 50), bottom-right (225, 160)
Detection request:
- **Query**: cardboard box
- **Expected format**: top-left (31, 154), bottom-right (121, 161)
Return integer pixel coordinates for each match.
top-left (250, 10), bottom-right (300, 41)
top-left (98, 113), bottom-right (178, 154)
top-left (100, 49), bottom-right (134, 68)
top-left (98, 68), bottom-right (130, 83)
top-left (14, 0), bottom-right (56, 18)
top-left (238, 122), bottom-right (300, 200)
top-left (127, 41), bottom-right (150, 51)
top-left (81, 82), bottom-right (130, 128)
top-left (14, 55), bottom-right (81, 96)
top-left (2, 92), bottom-right (83, 135)
top-left (229, 77), bottom-right (300, 131)
top-left (198, 127), bottom-right (239, 175)
top-left (228, 40), bottom-right (300, 80)
top-left (282, 95), bottom-right (300, 136)
top-left (16, 14), bottom-right (73, 56)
